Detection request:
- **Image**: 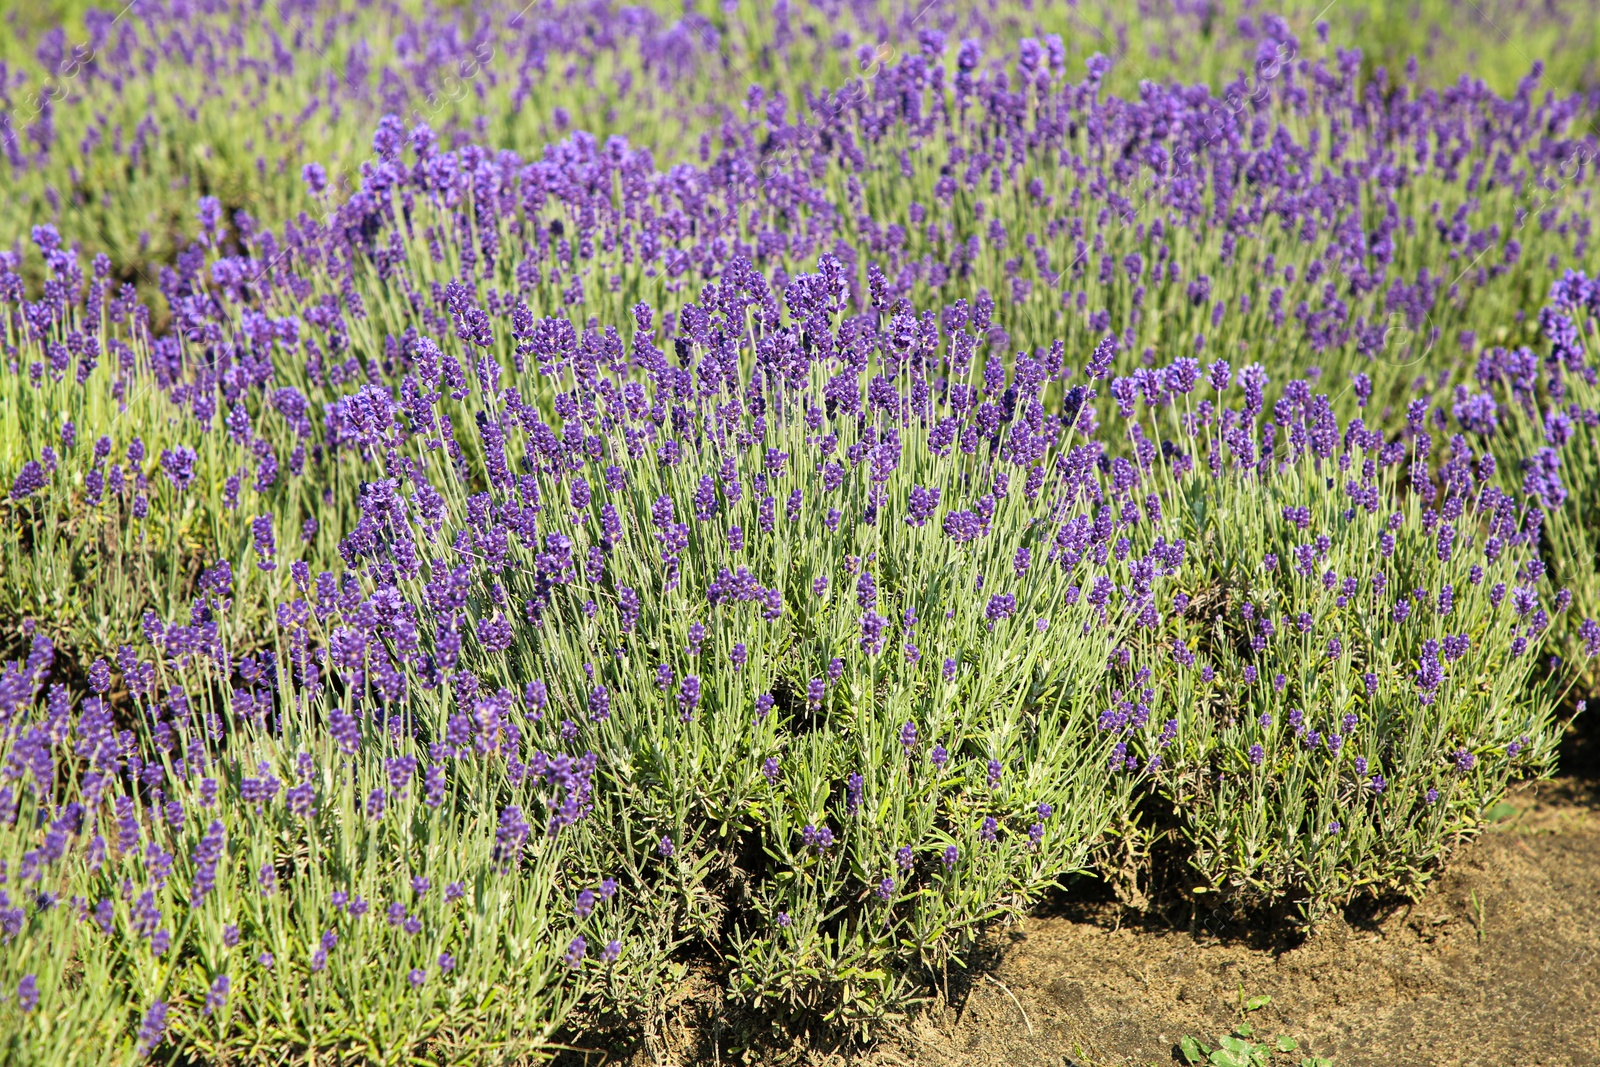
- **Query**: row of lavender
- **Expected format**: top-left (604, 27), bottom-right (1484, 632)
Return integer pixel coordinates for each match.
top-left (6, 0), bottom-right (1593, 298)
top-left (2, 30), bottom-right (1599, 1064)
top-left (9, 22), bottom-right (1600, 667)
top-left (0, 0), bottom-right (1009, 290)
top-left (3, 0), bottom-right (725, 287)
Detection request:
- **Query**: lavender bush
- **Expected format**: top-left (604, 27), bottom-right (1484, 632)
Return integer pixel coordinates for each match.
top-left (1120, 367), bottom-right (1563, 918)
top-left (0, 628), bottom-right (601, 1063)
top-left (9, 26), bottom-right (1600, 668)
top-left (1, 5), bottom-right (1598, 1058)
top-left (4, 0), bottom-right (1595, 295)
top-left (3, 0), bottom-right (724, 291)
top-left (1469, 273), bottom-right (1600, 691)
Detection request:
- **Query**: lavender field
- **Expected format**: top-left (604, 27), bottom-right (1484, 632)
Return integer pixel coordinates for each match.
top-left (2, 1), bottom-right (1599, 1063)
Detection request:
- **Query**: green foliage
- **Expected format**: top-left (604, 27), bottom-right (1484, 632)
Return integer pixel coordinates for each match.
top-left (1130, 402), bottom-right (1560, 920)
top-left (0, 2), bottom-right (1597, 1059)
top-left (0, 654), bottom-right (596, 1065)
top-left (1471, 300), bottom-right (1600, 692)
top-left (4, 0), bottom-right (1596, 310)
top-left (1178, 1016), bottom-right (1328, 1067)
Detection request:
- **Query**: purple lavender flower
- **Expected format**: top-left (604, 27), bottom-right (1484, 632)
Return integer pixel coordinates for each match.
top-left (589, 685), bottom-right (611, 721)
top-left (678, 676), bottom-right (701, 720)
top-left (201, 979), bottom-right (230, 1017)
top-left (985, 594), bottom-right (1017, 624)
top-left (137, 1001), bottom-right (168, 1057)
top-left (159, 447), bottom-right (197, 492)
top-left (494, 806), bottom-right (530, 870)
top-left (1581, 619), bottom-right (1600, 658)
top-left (10, 461), bottom-right (48, 501)
top-left (906, 485), bottom-right (941, 526)
top-left (900, 721), bottom-right (917, 750)
top-left (846, 772), bottom-right (863, 814)
top-left (18, 975), bottom-right (38, 1013)
top-left (942, 510), bottom-right (983, 543)
top-left (857, 570), bottom-right (877, 611)
top-left (859, 612), bottom-right (886, 655)
top-left (189, 820), bottom-right (226, 907)
top-left (252, 515), bottom-right (277, 572)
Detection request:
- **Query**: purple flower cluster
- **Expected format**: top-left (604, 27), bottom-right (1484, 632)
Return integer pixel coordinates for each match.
top-left (0, 13), bottom-right (1598, 1051)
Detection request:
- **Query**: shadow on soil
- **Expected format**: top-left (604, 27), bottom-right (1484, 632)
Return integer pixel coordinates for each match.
top-left (575, 695), bottom-right (1600, 1066)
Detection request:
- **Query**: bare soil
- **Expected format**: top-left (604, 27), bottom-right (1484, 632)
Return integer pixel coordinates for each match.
top-left (582, 777), bottom-right (1593, 1067)
top-left (587, 733), bottom-right (1600, 1067)
top-left (868, 776), bottom-right (1600, 1067)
